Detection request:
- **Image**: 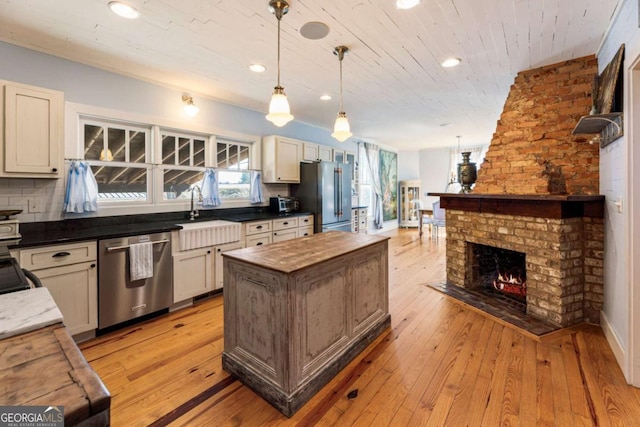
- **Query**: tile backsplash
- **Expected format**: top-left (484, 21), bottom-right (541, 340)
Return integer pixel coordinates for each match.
top-left (0, 178), bottom-right (65, 223)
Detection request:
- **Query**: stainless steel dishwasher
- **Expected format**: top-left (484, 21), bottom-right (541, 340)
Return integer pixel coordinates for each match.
top-left (98, 232), bottom-right (172, 329)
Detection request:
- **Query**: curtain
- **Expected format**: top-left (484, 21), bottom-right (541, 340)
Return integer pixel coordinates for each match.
top-left (363, 142), bottom-right (384, 229)
top-left (447, 145), bottom-right (489, 193)
top-left (250, 170), bottom-right (263, 204)
top-left (63, 161), bottom-right (98, 213)
top-left (201, 168), bottom-right (221, 207)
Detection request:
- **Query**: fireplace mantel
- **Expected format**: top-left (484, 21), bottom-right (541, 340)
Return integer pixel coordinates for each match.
top-left (429, 193), bottom-right (605, 219)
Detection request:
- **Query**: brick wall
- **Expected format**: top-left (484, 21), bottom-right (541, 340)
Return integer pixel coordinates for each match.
top-left (446, 209), bottom-right (604, 327)
top-left (474, 55), bottom-right (600, 195)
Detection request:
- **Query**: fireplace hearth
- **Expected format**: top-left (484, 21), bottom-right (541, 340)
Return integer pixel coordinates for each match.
top-left (435, 194), bottom-right (604, 329)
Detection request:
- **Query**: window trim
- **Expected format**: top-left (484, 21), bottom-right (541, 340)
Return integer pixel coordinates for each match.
top-left (67, 102), bottom-right (262, 216)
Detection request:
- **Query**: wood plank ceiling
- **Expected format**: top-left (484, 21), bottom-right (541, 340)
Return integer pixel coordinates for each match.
top-left (0, 0), bottom-right (620, 150)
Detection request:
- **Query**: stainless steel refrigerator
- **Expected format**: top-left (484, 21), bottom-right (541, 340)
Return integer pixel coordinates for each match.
top-left (296, 161), bottom-right (352, 233)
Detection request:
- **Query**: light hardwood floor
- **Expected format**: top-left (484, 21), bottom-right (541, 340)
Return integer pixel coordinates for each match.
top-left (80, 229), bottom-right (640, 426)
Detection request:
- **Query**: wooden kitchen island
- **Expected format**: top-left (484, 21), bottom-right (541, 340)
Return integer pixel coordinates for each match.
top-left (222, 231), bottom-right (390, 417)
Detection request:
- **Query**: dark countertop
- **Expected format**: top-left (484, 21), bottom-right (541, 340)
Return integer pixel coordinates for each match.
top-left (352, 205), bottom-right (368, 209)
top-left (10, 210), bottom-right (314, 249)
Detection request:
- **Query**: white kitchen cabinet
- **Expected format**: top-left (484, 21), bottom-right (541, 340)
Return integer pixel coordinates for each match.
top-left (213, 241), bottom-right (245, 289)
top-left (245, 232), bottom-right (272, 247)
top-left (333, 149), bottom-right (345, 163)
top-left (273, 217), bottom-right (299, 243)
top-left (302, 142), bottom-right (320, 162)
top-left (244, 215), bottom-right (313, 246)
top-left (262, 135), bottom-right (301, 183)
top-left (173, 246), bottom-right (213, 303)
top-left (302, 142), bottom-right (332, 162)
top-left (19, 241), bottom-right (97, 336)
top-left (1, 81), bottom-right (64, 178)
top-left (318, 146), bottom-right (333, 161)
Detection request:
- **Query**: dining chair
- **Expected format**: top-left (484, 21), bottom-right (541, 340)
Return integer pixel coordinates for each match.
top-left (431, 200), bottom-right (446, 238)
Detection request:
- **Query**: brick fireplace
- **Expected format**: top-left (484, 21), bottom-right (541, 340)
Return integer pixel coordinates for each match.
top-left (441, 194), bottom-right (604, 327)
top-left (436, 55), bottom-right (605, 329)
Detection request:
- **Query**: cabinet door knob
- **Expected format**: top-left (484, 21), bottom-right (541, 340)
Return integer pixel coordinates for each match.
top-left (52, 168), bottom-right (58, 172)
top-left (207, 250), bottom-right (211, 254)
top-left (90, 263), bottom-right (96, 268)
top-left (217, 248), bottom-right (221, 252)
top-left (52, 251), bottom-right (71, 258)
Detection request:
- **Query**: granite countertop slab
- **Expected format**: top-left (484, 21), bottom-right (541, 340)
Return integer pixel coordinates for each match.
top-left (10, 210), bottom-right (315, 249)
top-left (0, 287), bottom-right (63, 340)
top-left (14, 220), bottom-right (182, 248)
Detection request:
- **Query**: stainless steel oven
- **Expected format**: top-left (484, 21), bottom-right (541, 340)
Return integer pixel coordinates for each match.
top-left (98, 232), bottom-right (172, 329)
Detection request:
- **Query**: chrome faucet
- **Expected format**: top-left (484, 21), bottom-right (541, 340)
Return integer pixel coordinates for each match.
top-left (190, 185), bottom-right (202, 220)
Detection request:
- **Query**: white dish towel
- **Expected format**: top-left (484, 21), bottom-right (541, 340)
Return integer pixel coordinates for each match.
top-left (129, 242), bottom-right (153, 281)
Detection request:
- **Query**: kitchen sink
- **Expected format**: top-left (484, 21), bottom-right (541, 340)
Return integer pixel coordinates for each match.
top-left (177, 220), bottom-right (241, 251)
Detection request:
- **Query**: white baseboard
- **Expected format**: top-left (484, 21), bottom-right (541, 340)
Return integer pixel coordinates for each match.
top-left (600, 310), bottom-right (628, 380)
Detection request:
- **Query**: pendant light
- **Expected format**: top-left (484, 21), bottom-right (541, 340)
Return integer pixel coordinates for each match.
top-left (265, 0), bottom-right (294, 127)
top-left (331, 46), bottom-right (352, 142)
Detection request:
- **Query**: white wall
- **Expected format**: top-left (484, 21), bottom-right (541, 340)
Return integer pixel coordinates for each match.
top-left (596, 0), bottom-right (640, 383)
top-left (419, 147), bottom-right (453, 209)
top-left (0, 41), bottom-right (357, 222)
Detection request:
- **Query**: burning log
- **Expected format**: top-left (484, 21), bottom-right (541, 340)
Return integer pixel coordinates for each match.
top-left (493, 272), bottom-right (526, 297)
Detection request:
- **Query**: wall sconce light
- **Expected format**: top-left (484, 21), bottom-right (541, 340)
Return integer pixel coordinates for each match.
top-left (331, 45), bottom-right (352, 142)
top-left (265, 0), bottom-right (294, 127)
top-left (182, 95), bottom-right (200, 117)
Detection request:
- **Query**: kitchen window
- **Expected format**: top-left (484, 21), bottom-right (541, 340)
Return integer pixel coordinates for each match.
top-left (160, 130), bottom-right (208, 201)
top-left (81, 119), bottom-right (151, 201)
top-left (75, 111), bottom-right (260, 208)
top-left (215, 139), bottom-right (251, 200)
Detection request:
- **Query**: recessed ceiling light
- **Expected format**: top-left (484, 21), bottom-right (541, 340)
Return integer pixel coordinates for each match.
top-left (320, 94), bottom-right (332, 101)
top-left (300, 21), bottom-right (330, 40)
top-left (441, 57), bottom-right (462, 68)
top-left (108, 2), bottom-right (140, 19)
top-left (396, 0), bottom-right (421, 9)
top-left (249, 64), bottom-right (266, 73)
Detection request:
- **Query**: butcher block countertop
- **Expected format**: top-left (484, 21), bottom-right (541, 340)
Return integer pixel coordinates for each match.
top-left (0, 324), bottom-right (111, 425)
top-left (222, 231), bottom-right (390, 273)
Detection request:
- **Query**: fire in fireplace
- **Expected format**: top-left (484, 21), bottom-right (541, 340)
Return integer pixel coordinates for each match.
top-left (472, 243), bottom-right (527, 303)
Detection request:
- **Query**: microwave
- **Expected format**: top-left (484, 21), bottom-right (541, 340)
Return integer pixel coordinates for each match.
top-left (270, 196), bottom-right (299, 213)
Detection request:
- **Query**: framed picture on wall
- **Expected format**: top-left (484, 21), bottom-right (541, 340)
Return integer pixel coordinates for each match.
top-left (379, 150), bottom-right (398, 221)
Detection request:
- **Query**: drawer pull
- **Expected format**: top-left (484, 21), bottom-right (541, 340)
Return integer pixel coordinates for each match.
top-left (256, 242), bottom-right (263, 246)
top-left (52, 251), bottom-right (71, 258)
top-left (283, 221), bottom-right (289, 225)
top-left (256, 225), bottom-right (263, 229)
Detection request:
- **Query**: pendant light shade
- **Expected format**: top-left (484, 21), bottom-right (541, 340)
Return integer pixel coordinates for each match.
top-left (332, 112), bottom-right (352, 142)
top-left (267, 86), bottom-right (293, 127)
top-left (331, 46), bottom-right (352, 142)
top-left (266, 0), bottom-right (293, 127)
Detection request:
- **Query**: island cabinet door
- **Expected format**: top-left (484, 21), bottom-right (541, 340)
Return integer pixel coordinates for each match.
top-left (349, 243), bottom-right (389, 336)
top-left (292, 262), bottom-right (350, 386)
top-left (223, 259), bottom-right (287, 389)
